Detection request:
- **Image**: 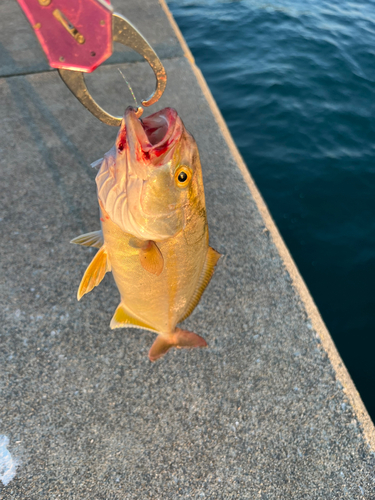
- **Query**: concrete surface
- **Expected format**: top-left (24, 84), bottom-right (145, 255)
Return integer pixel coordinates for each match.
top-left (0, 0), bottom-right (374, 498)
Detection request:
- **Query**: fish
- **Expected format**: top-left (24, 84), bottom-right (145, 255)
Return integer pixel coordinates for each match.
top-left (71, 106), bottom-right (221, 361)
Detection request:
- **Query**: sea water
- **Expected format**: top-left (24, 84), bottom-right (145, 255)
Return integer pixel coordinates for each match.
top-left (168, 0), bottom-right (375, 419)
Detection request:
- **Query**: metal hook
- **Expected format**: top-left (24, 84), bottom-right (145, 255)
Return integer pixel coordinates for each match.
top-left (58, 13), bottom-right (167, 126)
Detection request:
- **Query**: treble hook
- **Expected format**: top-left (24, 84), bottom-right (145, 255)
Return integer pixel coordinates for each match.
top-left (58, 13), bottom-right (167, 126)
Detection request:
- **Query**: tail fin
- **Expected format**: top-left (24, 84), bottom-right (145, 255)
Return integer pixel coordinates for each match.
top-left (148, 328), bottom-right (207, 362)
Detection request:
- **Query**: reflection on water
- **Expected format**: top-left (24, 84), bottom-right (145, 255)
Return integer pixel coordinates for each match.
top-left (168, 0), bottom-right (375, 419)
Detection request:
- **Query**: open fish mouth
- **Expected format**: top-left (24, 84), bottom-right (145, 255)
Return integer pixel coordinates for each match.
top-left (97, 106), bottom-right (189, 240)
top-left (125, 107), bottom-right (183, 163)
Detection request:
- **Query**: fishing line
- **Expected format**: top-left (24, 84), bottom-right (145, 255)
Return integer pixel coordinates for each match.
top-left (118, 68), bottom-right (140, 109)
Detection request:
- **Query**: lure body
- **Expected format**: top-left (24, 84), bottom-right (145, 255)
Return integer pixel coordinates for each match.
top-left (72, 107), bottom-right (220, 360)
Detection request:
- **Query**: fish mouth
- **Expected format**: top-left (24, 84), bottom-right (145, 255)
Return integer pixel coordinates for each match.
top-left (125, 107), bottom-right (183, 162)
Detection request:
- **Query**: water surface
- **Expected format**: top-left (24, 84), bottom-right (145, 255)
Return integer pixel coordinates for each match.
top-left (168, 0), bottom-right (375, 419)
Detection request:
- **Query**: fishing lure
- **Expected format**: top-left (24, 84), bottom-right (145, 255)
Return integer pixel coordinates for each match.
top-left (72, 106), bottom-right (221, 360)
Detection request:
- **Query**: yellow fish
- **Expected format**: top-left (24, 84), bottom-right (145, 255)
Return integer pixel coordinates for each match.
top-left (72, 107), bottom-right (220, 361)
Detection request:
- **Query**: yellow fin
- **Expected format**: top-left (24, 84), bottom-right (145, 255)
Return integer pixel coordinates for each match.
top-left (110, 303), bottom-right (158, 332)
top-left (179, 246), bottom-right (221, 323)
top-left (71, 230), bottom-right (103, 248)
top-left (139, 240), bottom-right (164, 276)
top-left (77, 246), bottom-right (111, 301)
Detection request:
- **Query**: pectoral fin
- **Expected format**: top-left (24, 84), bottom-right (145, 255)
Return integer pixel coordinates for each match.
top-left (110, 303), bottom-right (157, 332)
top-left (179, 246), bottom-right (221, 323)
top-left (71, 230), bottom-right (103, 248)
top-left (128, 238), bottom-right (164, 276)
top-left (77, 246), bottom-right (111, 301)
top-left (149, 328), bottom-right (208, 362)
top-left (139, 240), bottom-right (164, 276)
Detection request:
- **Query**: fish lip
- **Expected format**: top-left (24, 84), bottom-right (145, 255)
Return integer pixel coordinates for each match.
top-left (125, 106), bottom-right (181, 159)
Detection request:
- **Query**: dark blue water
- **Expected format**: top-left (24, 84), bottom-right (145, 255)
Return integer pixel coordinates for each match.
top-left (168, 0), bottom-right (375, 419)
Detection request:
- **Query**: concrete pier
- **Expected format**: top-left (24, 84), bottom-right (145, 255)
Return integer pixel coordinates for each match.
top-left (0, 0), bottom-right (374, 498)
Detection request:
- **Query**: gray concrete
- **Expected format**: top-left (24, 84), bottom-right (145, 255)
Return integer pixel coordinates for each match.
top-left (0, 1), bottom-right (374, 499)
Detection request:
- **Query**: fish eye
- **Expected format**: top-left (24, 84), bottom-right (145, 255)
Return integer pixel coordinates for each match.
top-left (175, 165), bottom-right (192, 188)
top-left (178, 171), bottom-right (188, 182)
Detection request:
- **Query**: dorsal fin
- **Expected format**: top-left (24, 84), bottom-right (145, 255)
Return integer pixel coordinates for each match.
top-left (71, 230), bottom-right (103, 248)
top-left (77, 246), bottom-right (111, 300)
top-left (178, 246), bottom-right (221, 323)
top-left (110, 303), bottom-right (158, 332)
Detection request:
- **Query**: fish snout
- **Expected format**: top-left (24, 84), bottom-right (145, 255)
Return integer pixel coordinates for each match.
top-left (124, 106), bottom-right (183, 166)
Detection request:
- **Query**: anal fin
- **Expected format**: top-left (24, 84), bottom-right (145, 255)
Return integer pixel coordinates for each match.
top-left (179, 246), bottom-right (221, 323)
top-left (71, 230), bottom-right (103, 248)
top-left (77, 245), bottom-right (111, 300)
top-left (110, 303), bottom-right (158, 332)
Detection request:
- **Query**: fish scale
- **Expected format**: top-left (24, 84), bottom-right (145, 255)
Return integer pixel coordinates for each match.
top-left (102, 212), bottom-right (207, 333)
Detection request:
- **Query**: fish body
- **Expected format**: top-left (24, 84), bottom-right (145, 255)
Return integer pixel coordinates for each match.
top-left (72, 107), bottom-right (220, 360)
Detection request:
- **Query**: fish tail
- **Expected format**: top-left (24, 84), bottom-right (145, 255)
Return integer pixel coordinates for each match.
top-left (148, 328), bottom-right (207, 362)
